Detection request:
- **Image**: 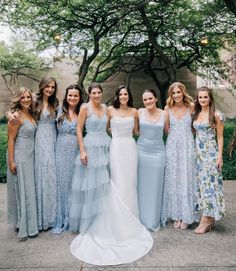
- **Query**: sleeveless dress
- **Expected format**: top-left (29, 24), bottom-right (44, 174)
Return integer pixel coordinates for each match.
top-left (137, 110), bottom-right (166, 231)
top-left (70, 116), bottom-right (153, 266)
top-left (7, 120), bottom-right (38, 238)
top-left (52, 115), bottom-right (79, 234)
top-left (69, 103), bottom-right (110, 233)
top-left (35, 110), bottom-right (57, 230)
top-left (162, 109), bottom-right (198, 225)
top-left (193, 121), bottom-right (226, 220)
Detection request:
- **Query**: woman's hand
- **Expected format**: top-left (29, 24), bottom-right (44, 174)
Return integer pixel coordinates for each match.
top-left (9, 161), bottom-right (17, 174)
top-left (80, 151), bottom-right (88, 166)
top-left (216, 156), bottom-right (223, 171)
top-left (9, 112), bottom-right (20, 126)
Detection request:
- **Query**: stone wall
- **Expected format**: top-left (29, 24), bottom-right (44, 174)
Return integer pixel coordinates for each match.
top-left (1, 58), bottom-right (235, 118)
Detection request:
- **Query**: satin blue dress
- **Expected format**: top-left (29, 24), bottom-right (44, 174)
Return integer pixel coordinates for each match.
top-left (69, 103), bottom-right (110, 233)
top-left (137, 109), bottom-right (166, 231)
top-left (52, 115), bottom-right (79, 234)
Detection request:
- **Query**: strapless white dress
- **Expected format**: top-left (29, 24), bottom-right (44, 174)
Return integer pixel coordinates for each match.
top-left (70, 117), bottom-right (153, 265)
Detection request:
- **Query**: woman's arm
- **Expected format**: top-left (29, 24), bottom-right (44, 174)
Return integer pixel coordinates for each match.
top-left (215, 112), bottom-right (224, 171)
top-left (133, 108), bottom-right (139, 136)
top-left (5, 111), bottom-right (20, 126)
top-left (106, 106), bottom-right (112, 135)
top-left (163, 110), bottom-right (170, 135)
top-left (77, 105), bottom-right (88, 166)
top-left (8, 122), bottom-right (20, 174)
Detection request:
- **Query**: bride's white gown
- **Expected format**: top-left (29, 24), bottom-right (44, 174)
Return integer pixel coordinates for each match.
top-left (70, 117), bottom-right (153, 265)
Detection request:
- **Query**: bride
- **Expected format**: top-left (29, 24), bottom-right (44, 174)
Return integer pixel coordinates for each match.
top-left (70, 85), bottom-right (153, 265)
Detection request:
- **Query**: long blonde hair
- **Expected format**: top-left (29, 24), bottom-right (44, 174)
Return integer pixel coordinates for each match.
top-left (166, 82), bottom-right (193, 108)
top-left (10, 87), bottom-right (34, 115)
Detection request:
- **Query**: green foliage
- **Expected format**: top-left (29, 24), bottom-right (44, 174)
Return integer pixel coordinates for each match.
top-left (222, 119), bottom-right (236, 180)
top-left (1, 0), bottom-right (236, 101)
top-left (0, 40), bottom-right (43, 94)
top-left (0, 120), bottom-right (235, 183)
top-left (0, 124), bottom-right (7, 183)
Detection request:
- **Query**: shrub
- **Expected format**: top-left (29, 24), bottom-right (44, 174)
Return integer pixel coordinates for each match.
top-left (222, 119), bottom-right (236, 180)
top-left (0, 124), bottom-right (7, 183)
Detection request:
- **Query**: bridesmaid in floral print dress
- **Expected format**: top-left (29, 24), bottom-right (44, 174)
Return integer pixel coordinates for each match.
top-left (192, 86), bottom-right (226, 234)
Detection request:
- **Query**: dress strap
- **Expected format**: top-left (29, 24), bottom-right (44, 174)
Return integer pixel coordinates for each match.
top-left (138, 108), bottom-right (145, 120)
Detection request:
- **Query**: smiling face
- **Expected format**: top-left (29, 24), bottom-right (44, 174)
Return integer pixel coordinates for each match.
top-left (89, 87), bottom-right (103, 104)
top-left (42, 80), bottom-right (56, 98)
top-left (20, 91), bottom-right (32, 110)
top-left (197, 90), bottom-right (211, 108)
top-left (143, 91), bottom-right (157, 110)
top-left (67, 88), bottom-right (80, 108)
top-left (119, 88), bottom-right (129, 106)
top-left (172, 87), bottom-right (183, 103)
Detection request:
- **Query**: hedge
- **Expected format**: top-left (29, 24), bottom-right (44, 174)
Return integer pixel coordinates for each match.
top-left (0, 120), bottom-right (235, 183)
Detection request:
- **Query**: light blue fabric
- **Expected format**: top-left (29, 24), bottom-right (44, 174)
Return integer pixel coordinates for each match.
top-left (52, 116), bottom-right (79, 234)
top-left (35, 110), bottom-right (57, 230)
top-left (69, 104), bottom-right (111, 233)
top-left (137, 111), bottom-right (166, 231)
top-left (193, 121), bottom-right (226, 220)
top-left (162, 109), bottom-right (198, 225)
top-left (7, 120), bottom-right (38, 237)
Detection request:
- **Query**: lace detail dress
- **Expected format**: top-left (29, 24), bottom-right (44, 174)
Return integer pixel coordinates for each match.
top-left (193, 121), bottom-right (226, 220)
top-left (7, 120), bottom-right (38, 238)
top-left (52, 115), bottom-right (79, 234)
top-left (162, 109), bottom-right (198, 225)
top-left (69, 103), bottom-right (111, 233)
top-left (35, 110), bottom-right (57, 230)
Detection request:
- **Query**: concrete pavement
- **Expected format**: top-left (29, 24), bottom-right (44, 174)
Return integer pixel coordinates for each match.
top-left (0, 181), bottom-right (236, 271)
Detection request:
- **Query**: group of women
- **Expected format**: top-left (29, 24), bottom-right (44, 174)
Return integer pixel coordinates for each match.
top-left (7, 77), bottom-right (226, 265)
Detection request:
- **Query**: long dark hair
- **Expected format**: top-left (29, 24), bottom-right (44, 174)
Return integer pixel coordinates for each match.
top-left (192, 86), bottom-right (216, 128)
top-left (112, 85), bottom-right (133, 108)
top-left (58, 84), bottom-right (84, 125)
top-left (34, 77), bottom-right (59, 120)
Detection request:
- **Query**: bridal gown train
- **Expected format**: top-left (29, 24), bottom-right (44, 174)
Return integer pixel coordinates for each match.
top-left (70, 117), bottom-right (153, 266)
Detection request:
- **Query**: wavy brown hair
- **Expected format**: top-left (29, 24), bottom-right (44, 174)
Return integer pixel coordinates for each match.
top-left (192, 86), bottom-right (216, 128)
top-left (10, 87), bottom-right (35, 116)
top-left (166, 82), bottom-right (193, 108)
top-left (34, 77), bottom-right (59, 120)
top-left (58, 84), bottom-right (84, 125)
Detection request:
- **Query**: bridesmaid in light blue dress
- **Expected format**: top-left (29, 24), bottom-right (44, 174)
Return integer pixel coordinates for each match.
top-left (52, 84), bottom-right (84, 234)
top-left (69, 83), bottom-right (110, 233)
top-left (34, 77), bottom-right (59, 230)
top-left (7, 87), bottom-right (38, 240)
top-left (162, 82), bottom-right (198, 229)
top-left (137, 89), bottom-right (168, 231)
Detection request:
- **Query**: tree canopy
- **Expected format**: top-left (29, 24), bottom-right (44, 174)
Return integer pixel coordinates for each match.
top-left (0, 0), bottom-right (235, 105)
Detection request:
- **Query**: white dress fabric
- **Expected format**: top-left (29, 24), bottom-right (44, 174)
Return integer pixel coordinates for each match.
top-left (70, 117), bottom-right (153, 266)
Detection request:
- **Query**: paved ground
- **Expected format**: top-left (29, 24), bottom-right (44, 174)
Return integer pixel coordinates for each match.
top-left (0, 181), bottom-right (236, 271)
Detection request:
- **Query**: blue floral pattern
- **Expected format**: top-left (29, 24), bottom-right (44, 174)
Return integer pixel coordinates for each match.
top-left (193, 121), bottom-right (226, 220)
top-left (162, 109), bottom-right (198, 225)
